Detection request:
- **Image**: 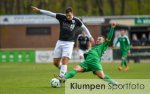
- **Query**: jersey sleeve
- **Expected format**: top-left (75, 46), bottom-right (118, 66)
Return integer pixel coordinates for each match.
top-left (76, 18), bottom-right (82, 27)
top-left (125, 36), bottom-right (130, 51)
top-left (99, 42), bottom-right (109, 54)
top-left (104, 27), bottom-right (115, 47)
top-left (39, 9), bottom-right (56, 17)
top-left (56, 14), bottom-right (66, 21)
top-left (115, 38), bottom-right (119, 46)
top-left (75, 17), bottom-right (92, 38)
top-left (81, 25), bottom-right (92, 38)
top-left (106, 27), bottom-right (115, 42)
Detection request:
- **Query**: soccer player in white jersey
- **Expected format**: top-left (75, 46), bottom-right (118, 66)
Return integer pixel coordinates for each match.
top-left (32, 6), bottom-right (94, 78)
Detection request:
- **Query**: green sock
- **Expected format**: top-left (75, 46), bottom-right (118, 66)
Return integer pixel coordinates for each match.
top-left (121, 60), bottom-right (124, 67)
top-left (104, 75), bottom-right (117, 85)
top-left (65, 69), bottom-right (77, 79)
top-left (123, 58), bottom-right (127, 67)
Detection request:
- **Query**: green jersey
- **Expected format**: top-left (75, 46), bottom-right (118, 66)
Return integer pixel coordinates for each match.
top-left (115, 35), bottom-right (130, 52)
top-left (86, 27), bottom-right (114, 58)
top-left (80, 27), bottom-right (115, 72)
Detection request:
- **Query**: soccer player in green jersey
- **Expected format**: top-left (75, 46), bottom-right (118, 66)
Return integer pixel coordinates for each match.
top-left (115, 30), bottom-right (130, 71)
top-left (58, 22), bottom-right (117, 85)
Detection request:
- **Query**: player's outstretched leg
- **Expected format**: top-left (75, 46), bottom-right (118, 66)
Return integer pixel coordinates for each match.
top-left (65, 69), bottom-right (77, 79)
top-left (96, 70), bottom-right (118, 85)
top-left (65, 65), bottom-right (84, 79)
top-left (57, 69), bottom-right (78, 83)
top-left (56, 65), bottom-right (84, 83)
top-left (54, 69), bottom-right (77, 83)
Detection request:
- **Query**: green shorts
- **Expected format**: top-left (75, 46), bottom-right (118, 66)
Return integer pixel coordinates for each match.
top-left (120, 51), bottom-right (128, 58)
top-left (79, 53), bottom-right (103, 73)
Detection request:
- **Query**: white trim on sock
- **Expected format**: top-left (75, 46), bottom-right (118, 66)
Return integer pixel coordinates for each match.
top-left (59, 65), bottom-right (67, 77)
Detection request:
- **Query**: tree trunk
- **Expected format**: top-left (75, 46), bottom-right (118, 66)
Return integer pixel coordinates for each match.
top-left (38, 0), bottom-right (42, 9)
top-left (137, 0), bottom-right (142, 14)
top-left (4, 0), bottom-right (9, 14)
top-left (120, 0), bottom-right (125, 15)
top-left (16, 0), bottom-right (22, 14)
top-left (27, 0), bottom-right (32, 14)
top-left (0, 0), bottom-right (2, 14)
top-left (62, 0), bottom-right (67, 12)
top-left (96, 0), bottom-right (104, 16)
top-left (108, 0), bottom-right (115, 15)
top-left (9, 0), bottom-right (15, 14)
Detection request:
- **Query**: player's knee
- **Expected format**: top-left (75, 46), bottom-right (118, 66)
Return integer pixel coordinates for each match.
top-left (74, 66), bottom-right (84, 72)
top-left (96, 71), bottom-right (105, 79)
top-left (97, 74), bottom-right (104, 79)
top-left (53, 62), bottom-right (59, 67)
top-left (53, 59), bottom-right (60, 67)
top-left (122, 57), bottom-right (125, 60)
top-left (99, 75), bottom-right (105, 79)
top-left (62, 57), bottom-right (69, 64)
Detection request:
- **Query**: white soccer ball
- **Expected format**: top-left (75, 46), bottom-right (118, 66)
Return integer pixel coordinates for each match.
top-left (50, 78), bottom-right (61, 88)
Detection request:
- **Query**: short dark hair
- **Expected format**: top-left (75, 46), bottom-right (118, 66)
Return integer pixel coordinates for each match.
top-left (65, 7), bottom-right (73, 14)
top-left (121, 29), bottom-right (126, 32)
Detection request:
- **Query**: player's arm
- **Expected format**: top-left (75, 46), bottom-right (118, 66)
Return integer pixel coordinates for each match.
top-left (114, 38), bottom-right (119, 47)
top-left (126, 36), bottom-right (131, 54)
top-left (87, 37), bottom-right (91, 50)
top-left (81, 24), bottom-right (95, 45)
top-left (126, 36), bottom-right (130, 50)
top-left (105, 22), bottom-right (116, 44)
top-left (100, 22), bottom-right (116, 53)
top-left (76, 18), bottom-right (94, 45)
top-left (32, 6), bottom-right (56, 17)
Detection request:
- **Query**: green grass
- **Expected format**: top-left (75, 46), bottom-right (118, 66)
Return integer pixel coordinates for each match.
top-left (0, 62), bottom-right (150, 94)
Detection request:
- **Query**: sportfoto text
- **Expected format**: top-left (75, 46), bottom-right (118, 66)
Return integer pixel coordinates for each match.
top-left (108, 82), bottom-right (145, 91)
top-left (70, 82), bottom-right (145, 91)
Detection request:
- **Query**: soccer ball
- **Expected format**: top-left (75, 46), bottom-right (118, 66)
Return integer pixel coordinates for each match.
top-left (50, 78), bottom-right (61, 88)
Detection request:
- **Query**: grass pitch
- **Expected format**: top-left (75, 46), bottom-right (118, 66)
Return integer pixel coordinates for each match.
top-left (0, 62), bottom-right (150, 94)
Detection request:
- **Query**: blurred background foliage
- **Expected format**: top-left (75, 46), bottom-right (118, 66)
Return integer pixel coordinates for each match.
top-left (0, 0), bottom-right (149, 16)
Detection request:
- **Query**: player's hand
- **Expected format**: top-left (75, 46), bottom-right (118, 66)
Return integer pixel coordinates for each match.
top-left (111, 22), bottom-right (116, 28)
top-left (31, 6), bottom-right (40, 12)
